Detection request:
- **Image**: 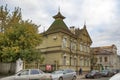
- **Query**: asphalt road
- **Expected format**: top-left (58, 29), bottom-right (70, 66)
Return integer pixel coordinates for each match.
top-left (0, 74), bottom-right (111, 80)
top-left (77, 75), bottom-right (110, 80)
top-left (77, 77), bottom-right (110, 80)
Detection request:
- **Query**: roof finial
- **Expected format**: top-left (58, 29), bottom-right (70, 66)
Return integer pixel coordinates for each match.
top-left (58, 0), bottom-right (62, 12)
top-left (58, 5), bottom-right (60, 12)
top-left (53, 5), bottom-right (65, 20)
top-left (84, 20), bottom-right (86, 28)
top-left (84, 20), bottom-right (86, 24)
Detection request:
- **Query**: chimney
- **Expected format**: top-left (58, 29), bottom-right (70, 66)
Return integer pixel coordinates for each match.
top-left (70, 26), bottom-right (75, 34)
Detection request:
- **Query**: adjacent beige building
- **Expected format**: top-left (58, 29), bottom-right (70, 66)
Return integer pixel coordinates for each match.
top-left (92, 44), bottom-right (119, 70)
top-left (37, 11), bottom-right (92, 72)
top-left (116, 55), bottom-right (120, 69)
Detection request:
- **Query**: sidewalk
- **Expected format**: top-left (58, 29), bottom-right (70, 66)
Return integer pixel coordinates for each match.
top-left (77, 74), bottom-right (85, 79)
top-left (0, 74), bottom-right (11, 79)
top-left (0, 75), bottom-right (7, 79)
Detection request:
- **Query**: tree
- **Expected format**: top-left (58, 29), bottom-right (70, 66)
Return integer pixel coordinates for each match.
top-left (0, 5), bottom-right (43, 63)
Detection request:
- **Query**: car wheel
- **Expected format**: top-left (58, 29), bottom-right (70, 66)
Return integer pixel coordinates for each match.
top-left (108, 73), bottom-right (111, 77)
top-left (98, 75), bottom-right (101, 78)
top-left (72, 76), bottom-right (76, 80)
top-left (59, 77), bottom-right (63, 80)
top-left (99, 75), bottom-right (102, 78)
top-left (94, 76), bottom-right (97, 79)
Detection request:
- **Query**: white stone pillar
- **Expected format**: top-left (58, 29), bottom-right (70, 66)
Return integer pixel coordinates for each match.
top-left (16, 58), bottom-right (23, 73)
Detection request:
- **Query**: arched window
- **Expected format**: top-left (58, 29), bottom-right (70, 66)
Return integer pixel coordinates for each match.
top-left (71, 42), bottom-right (76, 51)
top-left (63, 53), bottom-right (67, 65)
top-left (80, 44), bottom-right (83, 51)
top-left (62, 37), bottom-right (67, 48)
top-left (104, 57), bottom-right (108, 62)
top-left (100, 57), bottom-right (102, 62)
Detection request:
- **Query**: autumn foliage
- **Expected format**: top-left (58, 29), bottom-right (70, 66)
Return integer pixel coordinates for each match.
top-left (0, 5), bottom-right (43, 62)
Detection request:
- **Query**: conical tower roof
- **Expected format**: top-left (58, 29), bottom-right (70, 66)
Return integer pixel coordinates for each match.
top-left (45, 11), bottom-right (71, 34)
top-left (53, 11), bottom-right (65, 19)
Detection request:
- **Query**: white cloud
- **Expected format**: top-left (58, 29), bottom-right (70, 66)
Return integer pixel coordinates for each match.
top-left (0, 0), bottom-right (120, 54)
top-left (81, 0), bottom-right (117, 25)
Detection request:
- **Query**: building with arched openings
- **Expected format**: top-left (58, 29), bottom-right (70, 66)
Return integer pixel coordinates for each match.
top-left (37, 11), bottom-right (92, 72)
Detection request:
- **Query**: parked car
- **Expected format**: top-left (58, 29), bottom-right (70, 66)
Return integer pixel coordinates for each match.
top-left (51, 69), bottom-right (77, 80)
top-left (109, 73), bottom-right (120, 80)
top-left (85, 70), bottom-right (102, 79)
top-left (100, 70), bottom-right (114, 77)
top-left (111, 69), bottom-right (120, 75)
top-left (0, 69), bottom-right (52, 80)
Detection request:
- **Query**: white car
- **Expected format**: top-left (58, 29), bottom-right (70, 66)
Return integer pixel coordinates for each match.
top-left (51, 69), bottom-right (77, 80)
top-left (0, 69), bottom-right (52, 80)
top-left (109, 73), bottom-right (120, 80)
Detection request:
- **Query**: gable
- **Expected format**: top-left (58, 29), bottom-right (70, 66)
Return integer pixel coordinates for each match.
top-left (82, 27), bottom-right (92, 43)
top-left (75, 27), bottom-right (92, 44)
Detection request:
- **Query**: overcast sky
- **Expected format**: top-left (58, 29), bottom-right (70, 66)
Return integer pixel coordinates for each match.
top-left (0, 0), bottom-right (120, 55)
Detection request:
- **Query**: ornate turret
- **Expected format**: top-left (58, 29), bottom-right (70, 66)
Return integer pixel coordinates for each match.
top-left (53, 11), bottom-right (65, 20)
top-left (45, 10), bottom-right (71, 34)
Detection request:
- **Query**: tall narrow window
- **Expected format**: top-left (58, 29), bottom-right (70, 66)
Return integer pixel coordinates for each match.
top-left (84, 45), bottom-right (87, 52)
top-left (63, 56), bottom-right (66, 65)
top-left (87, 46), bottom-right (90, 53)
top-left (80, 57), bottom-right (83, 66)
top-left (80, 44), bottom-right (83, 51)
top-left (79, 58), bottom-right (81, 66)
top-left (74, 57), bottom-right (77, 66)
top-left (104, 57), bottom-right (108, 62)
top-left (82, 60), bottom-right (84, 66)
top-left (84, 58), bottom-right (87, 66)
top-left (71, 57), bottom-right (74, 66)
top-left (62, 37), bottom-right (67, 48)
top-left (71, 42), bottom-right (76, 51)
top-left (74, 43), bottom-right (76, 51)
top-left (70, 42), bottom-right (73, 50)
top-left (100, 57), bottom-right (102, 62)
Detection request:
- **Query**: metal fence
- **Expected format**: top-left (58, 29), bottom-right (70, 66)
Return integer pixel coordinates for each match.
top-left (23, 62), bottom-right (56, 72)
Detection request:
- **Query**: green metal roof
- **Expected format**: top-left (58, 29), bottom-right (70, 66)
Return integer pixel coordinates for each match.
top-left (46, 19), bottom-right (70, 33)
top-left (46, 12), bottom-right (71, 34)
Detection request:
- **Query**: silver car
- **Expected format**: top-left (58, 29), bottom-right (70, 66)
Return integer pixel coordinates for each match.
top-left (51, 69), bottom-right (77, 80)
top-left (0, 69), bottom-right (52, 80)
top-left (109, 73), bottom-right (120, 80)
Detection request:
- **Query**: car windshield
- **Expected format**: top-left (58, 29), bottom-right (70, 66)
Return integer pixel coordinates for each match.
top-left (17, 70), bottom-right (29, 76)
top-left (90, 71), bottom-right (95, 74)
top-left (101, 70), bottom-right (108, 72)
top-left (30, 69), bottom-right (40, 75)
top-left (39, 70), bottom-right (44, 74)
top-left (52, 71), bottom-right (63, 74)
top-left (91, 70), bottom-right (98, 73)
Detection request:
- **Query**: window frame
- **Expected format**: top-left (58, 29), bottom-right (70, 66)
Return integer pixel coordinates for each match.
top-left (62, 37), bottom-right (67, 48)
